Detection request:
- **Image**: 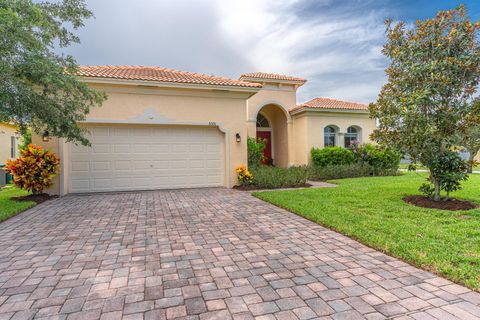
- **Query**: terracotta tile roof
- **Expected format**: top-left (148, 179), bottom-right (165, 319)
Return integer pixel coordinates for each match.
top-left (239, 72), bottom-right (306, 83)
top-left (77, 66), bottom-right (262, 88)
top-left (292, 97), bottom-right (369, 112)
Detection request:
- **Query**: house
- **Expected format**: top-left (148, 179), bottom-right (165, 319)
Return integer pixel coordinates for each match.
top-left (0, 123), bottom-right (21, 165)
top-left (33, 66), bottom-right (376, 195)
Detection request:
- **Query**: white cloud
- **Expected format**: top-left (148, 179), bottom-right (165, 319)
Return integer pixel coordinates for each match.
top-left (61, 0), bottom-right (389, 103)
top-left (212, 0), bottom-right (388, 103)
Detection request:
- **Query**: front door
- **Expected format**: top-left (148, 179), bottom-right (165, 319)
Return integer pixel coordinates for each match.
top-left (256, 131), bottom-right (272, 164)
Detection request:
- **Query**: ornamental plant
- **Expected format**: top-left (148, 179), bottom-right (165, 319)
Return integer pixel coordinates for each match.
top-left (369, 6), bottom-right (480, 200)
top-left (4, 144), bottom-right (60, 194)
top-left (350, 142), bottom-right (400, 174)
top-left (247, 137), bottom-right (267, 168)
top-left (236, 164), bottom-right (253, 186)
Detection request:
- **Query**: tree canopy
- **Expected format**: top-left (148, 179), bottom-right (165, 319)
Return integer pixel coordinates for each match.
top-left (369, 6), bottom-right (480, 200)
top-left (0, 0), bottom-right (106, 145)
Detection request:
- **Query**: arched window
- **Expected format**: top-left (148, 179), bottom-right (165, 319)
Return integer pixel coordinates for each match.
top-left (324, 126), bottom-right (336, 147)
top-left (256, 113), bottom-right (270, 128)
top-left (345, 126), bottom-right (359, 147)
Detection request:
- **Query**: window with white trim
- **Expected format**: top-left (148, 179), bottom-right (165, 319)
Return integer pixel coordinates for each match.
top-left (344, 126), bottom-right (359, 147)
top-left (10, 136), bottom-right (15, 158)
top-left (324, 126), bottom-right (336, 147)
top-left (256, 113), bottom-right (270, 128)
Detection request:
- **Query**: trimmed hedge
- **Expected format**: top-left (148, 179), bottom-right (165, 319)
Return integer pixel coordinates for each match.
top-left (308, 163), bottom-right (399, 181)
top-left (250, 166), bottom-right (309, 189)
top-left (311, 147), bottom-right (355, 167)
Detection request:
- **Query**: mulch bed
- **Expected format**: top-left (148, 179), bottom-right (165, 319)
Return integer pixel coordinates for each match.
top-left (403, 195), bottom-right (477, 211)
top-left (233, 183), bottom-right (311, 191)
top-left (12, 193), bottom-right (57, 204)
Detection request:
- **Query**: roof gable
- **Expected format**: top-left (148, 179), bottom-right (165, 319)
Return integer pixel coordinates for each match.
top-left (239, 72), bottom-right (306, 84)
top-left (292, 97), bottom-right (369, 113)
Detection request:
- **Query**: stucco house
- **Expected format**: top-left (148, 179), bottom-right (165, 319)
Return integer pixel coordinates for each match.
top-left (33, 66), bottom-right (376, 195)
top-left (0, 123), bottom-right (21, 166)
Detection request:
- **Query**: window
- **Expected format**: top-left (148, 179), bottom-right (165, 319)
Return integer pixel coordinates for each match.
top-left (10, 136), bottom-right (15, 158)
top-left (324, 126), bottom-right (336, 147)
top-left (344, 126), bottom-right (359, 147)
top-left (256, 113), bottom-right (270, 128)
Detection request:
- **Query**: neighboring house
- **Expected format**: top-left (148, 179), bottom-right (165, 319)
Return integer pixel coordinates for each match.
top-left (0, 123), bottom-right (21, 165)
top-left (33, 66), bottom-right (376, 195)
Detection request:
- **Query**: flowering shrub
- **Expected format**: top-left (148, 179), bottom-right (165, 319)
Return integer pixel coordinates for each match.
top-left (349, 142), bottom-right (400, 173)
top-left (4, 144), bottom-right (60, 194)
top-left (236, 164), bottom-right (253, 186)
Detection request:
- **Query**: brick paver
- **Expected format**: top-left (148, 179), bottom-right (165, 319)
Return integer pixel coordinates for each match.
top-left (0, 188), bottom-right (478, 319)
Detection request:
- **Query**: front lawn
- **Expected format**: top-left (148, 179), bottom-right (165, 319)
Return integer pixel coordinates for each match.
top-left (0, 187), bottom-right (35, 222)
top-left (253, 173), bottom-right (480, 291)
top-left (399, 163), bottom-right (480, 171)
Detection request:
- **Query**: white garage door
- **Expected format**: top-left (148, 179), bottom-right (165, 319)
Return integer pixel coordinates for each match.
top-left (69, 125), bottom-right (225, 193)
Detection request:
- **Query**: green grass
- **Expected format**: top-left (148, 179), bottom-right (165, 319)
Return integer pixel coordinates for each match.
top-left (0, 187), bottom-right (35, 222)
top-left (253, 173), bottom-right (480, 291)
top-left (399, 163), bottom-right (480, 170)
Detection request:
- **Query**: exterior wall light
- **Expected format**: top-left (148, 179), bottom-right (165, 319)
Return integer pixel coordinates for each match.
top-left (42, 130), bottom-right (50, 142)
top-left (235, 133), bottom-right (241, 143)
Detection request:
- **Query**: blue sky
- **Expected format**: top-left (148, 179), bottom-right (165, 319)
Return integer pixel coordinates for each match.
top-left (60, 0), bottom-right (480, 104)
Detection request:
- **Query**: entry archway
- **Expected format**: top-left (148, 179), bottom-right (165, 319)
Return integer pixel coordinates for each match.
top-left (255, 104), bottom-right (288, 167)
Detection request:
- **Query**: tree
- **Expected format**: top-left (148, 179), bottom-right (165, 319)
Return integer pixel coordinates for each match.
top-left (18, 129), bottom-right (31, 152)
top-left (0, 0), bottom-right (106, 146)
top-left (369, 6), bottom-right (480, 201)
top-left (459, 101), bottom-right (480, 173)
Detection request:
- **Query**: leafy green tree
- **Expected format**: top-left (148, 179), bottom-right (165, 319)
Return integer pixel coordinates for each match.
top-left (369, 6), bottom-right (480, 200)
top-left (459, 101), bottom-right (480, 173)
top-left (0, 0), bottom-right (106, 145)
top-left (18, 129), bottom-right (31, 152)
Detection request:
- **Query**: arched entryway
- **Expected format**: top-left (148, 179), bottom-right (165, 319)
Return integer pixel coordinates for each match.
top-left (255, 104), bottom-right (289, 167)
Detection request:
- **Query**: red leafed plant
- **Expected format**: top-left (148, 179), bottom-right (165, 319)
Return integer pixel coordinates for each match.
top-left (4, 144), bottom-right (60, 194)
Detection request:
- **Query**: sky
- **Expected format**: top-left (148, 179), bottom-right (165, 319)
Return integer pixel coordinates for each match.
top-left (59, 0), bottom-right (480, 104)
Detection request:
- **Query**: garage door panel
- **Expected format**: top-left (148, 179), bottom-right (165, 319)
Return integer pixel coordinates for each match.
top-left (71, 161), bottom-right (90, 172)
top-left (189, 144), bottom-right (205, 153)
top-left (92, 161), bottom-right (110, 171)
top-left (69, 125), bottom-right (225, 193)
top-left (113, 144), bottom-right (131, 153)
top-left (92, 144), bottom-right (111, 154)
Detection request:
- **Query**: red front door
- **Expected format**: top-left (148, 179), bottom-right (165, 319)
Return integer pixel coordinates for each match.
top-left (256, 131), bottom-right (272, 164)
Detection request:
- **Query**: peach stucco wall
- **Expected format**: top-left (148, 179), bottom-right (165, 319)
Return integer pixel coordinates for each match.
top-left (292, 110), bottom-right (377, 165)
top-left (34, 82), bottom-right (255, 195)
top-left (32, 78), bottom-right (379, 195)
top-left (246, 83), bottom-right (298, 167)
top-left (0, 124), bottom-right (20, 165)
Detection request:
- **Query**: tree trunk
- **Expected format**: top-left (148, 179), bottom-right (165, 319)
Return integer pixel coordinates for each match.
top-left (467, 152), bottom-right (475, 174)
top-left (432, 177), bottom-right (441, 201)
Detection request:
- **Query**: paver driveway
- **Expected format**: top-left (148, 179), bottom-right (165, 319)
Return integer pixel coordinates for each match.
top-left (0, 188), bottom-right (479, 320)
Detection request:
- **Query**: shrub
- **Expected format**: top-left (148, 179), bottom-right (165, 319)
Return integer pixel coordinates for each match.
top-left (247, 137), bottom-right (267, 168)
top-left (4, 144), bottom-right (60, 194)
top-left (350, 143), bottom-right (401, 173)
top-left (311, 147), bottom-right (355, 167)
top-left (18, 130), bottom-right (32, 152)
top-left (250, 166), bottom-right (309, 189)
top-left (236, 164), bottom-right (253, 186)
top-left (421, 150), bottom-right (469, 199)
top-left (309, 163), bottom-right (377, 181)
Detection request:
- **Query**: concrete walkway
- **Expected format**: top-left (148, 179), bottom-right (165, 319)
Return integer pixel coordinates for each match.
top-left (0, 188), bottom-right (478, 319)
